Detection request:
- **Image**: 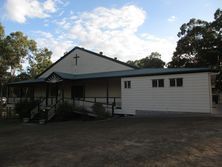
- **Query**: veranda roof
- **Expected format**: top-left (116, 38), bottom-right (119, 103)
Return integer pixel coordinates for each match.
top-left (8, 68), bottom-right (213, 85)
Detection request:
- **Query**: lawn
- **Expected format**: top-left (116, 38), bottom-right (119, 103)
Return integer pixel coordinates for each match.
top-left (1, 117), bottom-right (222, 167)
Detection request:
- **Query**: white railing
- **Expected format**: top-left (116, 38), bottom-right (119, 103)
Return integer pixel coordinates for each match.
top-left (63, 98), bottom-right (114, 116)
top-left (30, 105), bottom-right (39, 119)
top-left (7, 97), bottom-right (22, 104)
top-left (47, 107), bottom-right (55, 121)
top-left (47, 99), bottom-right (63, 121)
top-left (7, 96), bottom-right (121, 119)
top-left (7, 97), bottom-right (45, 104)
top-left (30, 98), bottom-right (47, 119)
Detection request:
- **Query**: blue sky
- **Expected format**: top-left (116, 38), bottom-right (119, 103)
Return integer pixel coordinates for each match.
top-left (0, 0), bottom-right (221, 63)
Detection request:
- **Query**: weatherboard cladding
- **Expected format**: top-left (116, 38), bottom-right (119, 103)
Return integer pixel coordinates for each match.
top-left (36, 46), bottom-right (137, 78)
top-left (9, 68), bottom-right (211, 85)
top-left (121, 72), bottom-right (212, 114)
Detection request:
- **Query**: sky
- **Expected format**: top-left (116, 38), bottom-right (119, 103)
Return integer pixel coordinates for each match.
top-left (0, 0), bottom-right (221, 63)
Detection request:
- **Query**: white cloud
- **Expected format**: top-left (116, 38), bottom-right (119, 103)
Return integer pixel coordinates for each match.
top-left (43, 0), bottom-right (56, 13)
top-left (167, 16), bottom-right (177, 22)
top-left (4, 0), bottom-right (59, 23)
top-left (37, 5), bottom-right (176, 63)
top-left (33, 31), bottom-right (74, 62)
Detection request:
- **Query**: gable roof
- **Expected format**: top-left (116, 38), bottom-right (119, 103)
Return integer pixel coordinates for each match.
top-left (10, 68), bottom-right (213, 85)
top-left (36, 46), bottom-right (138, 78)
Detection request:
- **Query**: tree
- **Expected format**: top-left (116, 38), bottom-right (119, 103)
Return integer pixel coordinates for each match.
top-left (0, 23), bottom-right (5, 69)
top-left (0, 23), bottom-right (53, 96)
top-left (28, 48), bottom-right (52, 78)
top-left (3, 31), bottom-right (37, 76)
top-left (0, 23), bottom-right (4, 39)
top-left (127, 52), bottom-right (165, 68)
top-left (168, 9), bottom-right (222, 68)
top-left (168, 9), bottom-right (222, 90)
top-left (0, 24), bottom-right (9, 88)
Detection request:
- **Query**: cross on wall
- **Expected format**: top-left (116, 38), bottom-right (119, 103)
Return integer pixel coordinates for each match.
top-left (73, 54), bottom-right (80, 65)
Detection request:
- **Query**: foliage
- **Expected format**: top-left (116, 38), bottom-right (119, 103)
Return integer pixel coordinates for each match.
top-left (167, 8), bottom-right (222, 89)
top-left (15, 100), bottom-right (38, 119)
top-left (127, 52), bottom-right (165, 68)
top-left (28, 48), bottom-right (52, 78)
top-left (74, 106), bottom-right (88, 114)
top-left (91, 103), bottom-right (110, 119)
top-left (14, 72), bottom-right (31, 82)
top-left (0, 23), bottom-right (4, 39)
top-left (0, 22), bottom-right (53, 96)
top-left (2, 31), bottom-right (37, 76)
top-left (39, 109), bottom-right (47, 120)
top-left (55, 102), bottom-right (74, 121)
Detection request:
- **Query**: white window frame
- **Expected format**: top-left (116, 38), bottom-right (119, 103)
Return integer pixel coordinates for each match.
top-left (124, 81), bottom-right (131, 89)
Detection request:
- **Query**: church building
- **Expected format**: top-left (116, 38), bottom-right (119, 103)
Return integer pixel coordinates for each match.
top-left (7, 46), bottom-right (219, 119)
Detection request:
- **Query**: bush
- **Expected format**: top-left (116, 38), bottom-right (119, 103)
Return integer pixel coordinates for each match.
top-left (15, 100), bottom-right (38, 119)
top-left (39, 109), bottom-right (47, 120)
top-left (91, 103), bottom-right (110, 119)
top-left (74, 106), bottom-right (88, 114)
top-left (55, 102), bottom-right (74, 121)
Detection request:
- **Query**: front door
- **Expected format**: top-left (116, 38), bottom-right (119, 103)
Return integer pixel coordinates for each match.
top-left (71, 86), bottom-right (85, 99)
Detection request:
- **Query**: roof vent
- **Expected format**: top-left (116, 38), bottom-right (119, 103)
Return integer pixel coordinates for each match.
top-left (114, 57), bottom-right (117, 60)
top-left (99, 51), bottom-right (103, 55)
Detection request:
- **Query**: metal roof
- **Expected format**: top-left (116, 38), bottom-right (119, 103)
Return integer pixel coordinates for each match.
top-left (8, 67), bottom-right (212, 85)
top-left (8, 78), bottom-right (45, 85)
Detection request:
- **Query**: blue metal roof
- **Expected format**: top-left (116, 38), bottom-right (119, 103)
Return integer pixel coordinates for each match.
top-left (9, 68), bottom-right (212, 85)
top-left (8, 78), bottom-right (45, 85)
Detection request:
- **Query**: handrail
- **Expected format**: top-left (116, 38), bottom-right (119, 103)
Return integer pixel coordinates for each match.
top-left (47, 98), bottom-right (63, 121)
top-left (7, 96), bottom-right (121, 105)
top-left (63, 97), bottom-right (118, 106)
top-left (30, 97), bottom-right (46, 119)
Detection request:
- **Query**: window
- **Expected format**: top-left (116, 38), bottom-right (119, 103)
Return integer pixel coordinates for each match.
top-left (124, 81), bottom-right (131, 89)
top-left (169, 78), bottom-right (183, 87)
top-left (152, 80), bottom-right (157, 87)
top-left (152, 79), bottom-right (164, 88)
top-left (177, 78), bottom-right (183, 87)
top-left (158, 79), bottom-right (164, 87)
top-left (124, 81), bottom-right (127, 88)
top-left (170, 78), bottom-right (176, 87)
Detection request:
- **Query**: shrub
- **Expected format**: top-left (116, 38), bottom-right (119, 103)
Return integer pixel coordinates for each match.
top-left (75, 106), bottom-right (88, 114)
top-left (55, 102), bottom-right (74, 121)
top-left (15, 100), bottom-right (38, 119)
top-left (39, 109), bottom-right (47, 120)
top-left (91, 103), bottom-right (110, 119)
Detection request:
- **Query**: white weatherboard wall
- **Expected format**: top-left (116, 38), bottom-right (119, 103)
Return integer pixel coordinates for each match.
top-left (39, 48), bottom-right (132, 78)
top-left (121, 72), bottom-right (212, 115)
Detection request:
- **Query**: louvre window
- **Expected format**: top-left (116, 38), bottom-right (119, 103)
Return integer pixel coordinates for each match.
top-left (169, 78), bottom-right (183, 87)
top-left (124, 81), bottom-right (131, 89)
top-left (152, 79), bottom-right (164, 88)
top-left (158, 79), bottom-right (164, 87)
top-left (170, 78), bottom-right (176, 87)
top-left (152, 80), bottom-right (157, 87)
top-left (177, 78), bottom-right (183, 87)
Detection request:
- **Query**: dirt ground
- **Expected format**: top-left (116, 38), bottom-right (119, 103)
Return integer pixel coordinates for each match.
top-left (1, 117), bottom-right (222, 167)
